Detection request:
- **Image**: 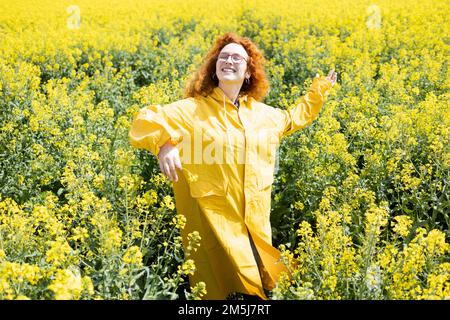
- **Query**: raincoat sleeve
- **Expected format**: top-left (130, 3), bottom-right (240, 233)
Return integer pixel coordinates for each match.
top-left (280, 76), bottom-right (332, 138)
top-left (128, 103), bottom-right (187, 157)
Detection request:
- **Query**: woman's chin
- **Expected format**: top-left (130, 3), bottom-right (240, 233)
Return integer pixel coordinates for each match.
top-left (219, 76), bottom-right (242, 83)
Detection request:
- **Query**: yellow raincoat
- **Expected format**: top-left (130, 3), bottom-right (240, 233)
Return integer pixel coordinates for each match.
top-left (129, 76), bottom-right (332, 299)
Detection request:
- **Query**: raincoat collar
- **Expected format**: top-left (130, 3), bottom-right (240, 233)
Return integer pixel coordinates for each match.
top-left (210, 86), bottom-right (249, 108)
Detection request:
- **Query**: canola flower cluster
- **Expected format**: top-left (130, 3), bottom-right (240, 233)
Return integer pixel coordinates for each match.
top-left (0, 0), bottom-right (448, 299)
top-left (273, 185), bottom-right (449, 299)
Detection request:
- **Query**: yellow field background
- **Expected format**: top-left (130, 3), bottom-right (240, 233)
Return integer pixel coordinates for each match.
top-left (0, 0), bottom-right (448, 299)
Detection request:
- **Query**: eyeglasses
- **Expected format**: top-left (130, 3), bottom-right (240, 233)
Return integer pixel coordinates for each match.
top-left (218, 53), bottom-right (248, 64)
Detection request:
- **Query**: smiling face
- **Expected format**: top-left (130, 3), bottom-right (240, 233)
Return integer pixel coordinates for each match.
top-left (215, 43), bottom-right (250, 85)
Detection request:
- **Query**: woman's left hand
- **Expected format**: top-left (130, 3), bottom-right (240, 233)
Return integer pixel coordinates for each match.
top-left (326, 69), bottom-right (338, 86)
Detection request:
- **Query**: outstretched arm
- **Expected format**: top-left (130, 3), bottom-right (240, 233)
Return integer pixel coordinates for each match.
top-left (129, 100), bottom-right (193, 182)
top-left (129, 100), bottom-right (192, 157)
top-left (280, 69), bottom-right (337, 138)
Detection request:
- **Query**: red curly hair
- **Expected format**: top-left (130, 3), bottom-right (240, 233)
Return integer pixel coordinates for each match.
top-left (184, 32), bottom-right (270, 101)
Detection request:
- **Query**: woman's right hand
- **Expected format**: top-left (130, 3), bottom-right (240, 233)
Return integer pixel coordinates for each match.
top-left (157, 140), bottom-right (182, 182)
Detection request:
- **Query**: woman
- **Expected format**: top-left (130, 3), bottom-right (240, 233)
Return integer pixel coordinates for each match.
top-left (129, 32), bottom-right (337, 300)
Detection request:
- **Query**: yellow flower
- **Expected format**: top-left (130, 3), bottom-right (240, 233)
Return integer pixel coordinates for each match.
top-left (70, 227), bottom-right (89, 242)
top-left (189, 282), bottom-right (207, 300)
top-left (162, 195), bottom-right (175, 211)
top-left (123, 246), bottom-right (143, 266)
top-left (82, 276), bottom-right (95, 296)
top-left (392, 215), bottom-right (413, 238)
top-left (118, 175), bottom-right (135, 191)
top-left (178, 259), bottom-right (196, 276)
top-left (22, 264), bottom-right (42, 285)
top-left (172, 214), bottom-right (186, 229)
top-left (294, 201), bottom-right (305, 211)
top-left (46, 239), bottom-right (72, 266)
top-left (93, 174), bottom-right (105, 190)
top-left (0, 249), bottom-right (6, 260)
top-left (364, 203), bottom-right (388, 238)
top-left (48, 268), bottom-right (84, 300)
top-left (425, 230), bottom-right (449, 256)
top-left (103, 228), bottom-right (123, 252)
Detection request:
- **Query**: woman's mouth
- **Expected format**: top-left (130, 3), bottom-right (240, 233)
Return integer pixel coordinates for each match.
top-left (222, 68), bottom-right (235, 73)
